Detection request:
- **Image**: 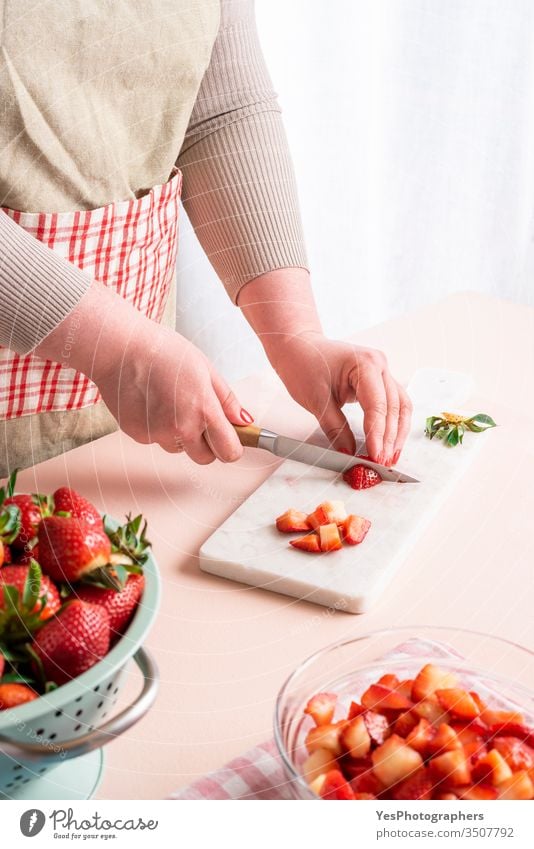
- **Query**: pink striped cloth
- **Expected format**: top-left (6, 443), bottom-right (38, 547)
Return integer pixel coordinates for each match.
top-left (170, 637), bottom-right (465, 800)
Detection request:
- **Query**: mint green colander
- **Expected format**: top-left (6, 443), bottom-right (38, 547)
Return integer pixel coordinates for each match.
top-left (0, 526), bottom-right (160, 795)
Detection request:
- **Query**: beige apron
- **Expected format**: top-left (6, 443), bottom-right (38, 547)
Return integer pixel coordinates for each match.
top-left (0, 0), bottom-right (220, 475)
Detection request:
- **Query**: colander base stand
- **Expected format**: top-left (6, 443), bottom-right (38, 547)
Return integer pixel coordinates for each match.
top-left (0, 749), bottom-right (104, 801)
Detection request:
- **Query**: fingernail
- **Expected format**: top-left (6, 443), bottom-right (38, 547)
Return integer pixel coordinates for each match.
top-left (377, 452), bottom-right (385, 465)
top-left (240, 408), bottom-right (254, 424)
top-left (393, 450), bottom-right (400, 465)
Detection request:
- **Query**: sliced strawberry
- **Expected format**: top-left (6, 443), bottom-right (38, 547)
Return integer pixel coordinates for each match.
top-left (406, 718), bottom-right (436, 756)
top-left (343, 458), bottom-right (382, 490)
top-left (460, 784), bottom-right (498, 800)
top-left (391, 768), bottom-right (434, 800)
top-left (289, 533), bottom-right (320, 553)
top-left (318, 523), bottom-right (343, 552)
top-left (435, 688), bottom-right (481, 720)
top-left (394, 711), bottom-right (419, 739)
top-left (341, 515), bottom-right (371, 545)
top-left (349, 765), bottom-right (384, 797)
top-left (320, 769), bottom-right (355, 800)
top-left (347, 701), bottom-right (365, 720)
top-left (275, 509), bottom-right (310, 533)
top-left (305, 721), bottom-right (346, 757)
top-left (340, 716), bottom-right (371, 759)
top-left (0, 683), bottom-right (38, 710)
top-left (472, 749), bottom-right (512, 786)
top-left (371, 735), bottom-right (423, 788)
top-left (429, 750), bottom-right (471, 787)
top-left (428, 723), bottom-right (462, 755)
top-left (302, 748), bottom-right (336, 782)
top-left (362, 683), bottom-right (413, 712)
top-left (363, 710), bottom-right (390, 745)
top-left (412, 664), bottom-right (457, 701)
top-left (306, 501), bottom-right (347, 529)
top-left (304, 692), bottom-right (337, 727)
top-left (492, 736), bottom-right (534, 772)
top-left (497, 770), bottom-right (534, 800)
top-left (378, 673), bottom-right (400, 689)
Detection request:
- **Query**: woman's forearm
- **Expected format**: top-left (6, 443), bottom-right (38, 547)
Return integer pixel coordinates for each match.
top-left (237, 268), bottom-right (322, 366)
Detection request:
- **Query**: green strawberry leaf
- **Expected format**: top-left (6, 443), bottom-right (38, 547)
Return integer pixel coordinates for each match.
top-left (0, 671), bottom-right (36, 685)
top-left (22, 559), bottom-right (42, 610)
top-left (469, 413), bottom-right (497, 427)
top-left (446, 426), bottom-right (460, 447)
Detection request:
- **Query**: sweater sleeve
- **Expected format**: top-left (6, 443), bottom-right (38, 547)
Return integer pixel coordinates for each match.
top-left (0, 211), bottom-right (91, 354)
top-left (177, 0), bottom-right (309, 304)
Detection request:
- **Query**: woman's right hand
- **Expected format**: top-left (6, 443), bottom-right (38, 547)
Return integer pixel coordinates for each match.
top-left (35, 281), bottom-right (249, 464)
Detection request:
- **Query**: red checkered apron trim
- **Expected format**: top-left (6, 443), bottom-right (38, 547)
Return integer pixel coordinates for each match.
top-left (0, 168), bottom-right (182, 420)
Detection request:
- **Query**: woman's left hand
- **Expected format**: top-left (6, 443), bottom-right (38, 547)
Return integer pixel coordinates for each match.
top-left (270, 331), bottom-right (412, 466)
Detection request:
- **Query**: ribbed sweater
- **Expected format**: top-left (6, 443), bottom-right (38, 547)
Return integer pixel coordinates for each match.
top-left (0, 0), bottom-right (307, 355)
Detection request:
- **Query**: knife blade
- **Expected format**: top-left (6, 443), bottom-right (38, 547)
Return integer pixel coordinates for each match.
top-left (233, 425), bottom-right (419, 483)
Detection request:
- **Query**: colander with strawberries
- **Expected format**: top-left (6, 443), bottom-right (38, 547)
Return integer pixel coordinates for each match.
top-left (0, 474), bottom-right (160, 798)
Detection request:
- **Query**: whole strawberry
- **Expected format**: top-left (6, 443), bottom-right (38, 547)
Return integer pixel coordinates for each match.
top-left (53, 487), bottom-right (102, 528)
top-left (0, 682), bottom-right (37, 710)
top-left (4, 493), bottom-right (52, 550)
top-left (32, 600), bottom-right (110, 686)
top-left (38, 516), bottom-right (111, 583)
top-left (0, 565), bottom-right (60, 621)
top-left (74, 573), bottom-right (145, 642)
top-left (343, 456), bottom-right (382, 490)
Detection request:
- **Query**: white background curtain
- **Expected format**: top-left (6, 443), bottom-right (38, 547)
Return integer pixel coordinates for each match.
top-left (176, 0), bottom-right (534, 382)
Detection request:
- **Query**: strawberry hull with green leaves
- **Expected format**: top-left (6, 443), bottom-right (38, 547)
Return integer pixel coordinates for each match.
top-left (300, 663), bottom-right (534, 800)
top-left (0, 472), bottom-right (151, 709)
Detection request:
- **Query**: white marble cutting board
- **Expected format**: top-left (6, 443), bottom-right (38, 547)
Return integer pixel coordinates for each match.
top-left (199, 369), bottom-right (489, 613)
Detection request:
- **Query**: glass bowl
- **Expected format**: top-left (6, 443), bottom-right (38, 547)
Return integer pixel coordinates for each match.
top-left (274, 626), bottom-right (534, 800)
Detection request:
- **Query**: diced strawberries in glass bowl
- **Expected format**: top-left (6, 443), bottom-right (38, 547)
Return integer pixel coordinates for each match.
top-left (274, 627), bottom-right (534, 800)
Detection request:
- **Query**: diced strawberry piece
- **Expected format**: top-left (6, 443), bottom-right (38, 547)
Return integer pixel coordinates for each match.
top-left (347, 701), bottom-right (365, 720)
top-left (275, 509), bottom-right (310, 533)
top-left (361, 684), bottom-right (413, 712)
top-left (497, 770), bottom-right (534, 800)
top-left (318, 523), bottom-right (343, 552)
top-left (469, 690), bottom-right (486, 713)
top-left (340, 716), bottom-right (371, 759)
top-left (435, 792), bottom-right (458, 800)
top-left (460, 784), bottom-right (498, 800)
top-left (412, 664), bottom-right (457, 701)
top-left (353, 792), bottom-right (376, 799)
top-left (371, 735), bottom-right (423, 788)
top-left (391, 768), bottom-right (434, 800)
top-left (394, 711), bottom-right (419, 739)
top-left (304, 692), bottom-right (337, 727)
top-left (302, 748), bottom-right (336, 782)
top-left (320, 769), bottom-right (355, 800)
top-left (290, 533), bottom-right (321, 553)
top-left (429, 750), bottom-right (471, 787)
top-left (377, 673), bottom-right (400, 688)
top-left (472, 749), bottom-right (512, 786)
top-left (363, 710), bottom-right (390, 745)
top-left (306, 501), bottom-right (347, 529)
top-left (305, 721), bottom-right (346, 757)
top-left (450, 719), bottom-right (488, 745)
top-left (481, 708), bottom-right (525, 727)
top-left (350, 767), bottom-right (384, 797)
top-left (463, 741), bottom-right (488, 762)
top-left (342, 515), bottom-right (371, 545)
top-left (429, 723), bottom-right (462, 755)
top-left (406, 718), bottom-right (436, 756)
top-left (485, 721), bottom-right (534, 749)
top-left (308, 774), bottom-right (327, 796)
top-left (435, 688), bottom-right (481, 720)
top-left (396, 679), bottom-right (415, 700)
top-left (492, 736), bottom-right (534, 772)
top-left (412, 698), bottom-right (450, 727)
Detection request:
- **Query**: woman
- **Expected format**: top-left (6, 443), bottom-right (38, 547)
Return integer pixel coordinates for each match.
top-left (0, 0), bottom-right (411, 474)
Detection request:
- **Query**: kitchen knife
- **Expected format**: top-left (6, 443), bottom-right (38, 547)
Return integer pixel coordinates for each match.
top-left (233, 424), bottom-right (419, 483)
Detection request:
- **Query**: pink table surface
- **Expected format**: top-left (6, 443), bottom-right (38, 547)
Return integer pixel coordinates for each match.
top-left (15, 292), bottom-right (534, 800)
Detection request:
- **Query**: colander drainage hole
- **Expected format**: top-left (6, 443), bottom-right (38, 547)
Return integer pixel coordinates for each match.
top-left (74, 724), bottom-right (82, 732)
top-left (39, 767), bottom-right (46, 773)
top-left (5, 782), bottom-right (13, 788)
top-left (55, 710), bottom-right (63, 718)
top-left (22, 778), bottom-right (30, 784)
top-left (13, 764), bottom-right (22, 771)
top-left (93, 685), bottom-right (100, 692)
top-left (75, 709), bottom-right (83, 717)
top-left (113, 687), bottom-right (119, 695)
top-left (106, 682), bottom-right (113, 691)
top-left (48, 733), bottom-right (57, 740)
top-left (14, 775), bottom-right (22, 781)
top-left (35, 728), bottom-right (44, 737)
top-left (75, 696), bottom-right (83, 702)
top-left (97, 701), bottom-right (104, 709)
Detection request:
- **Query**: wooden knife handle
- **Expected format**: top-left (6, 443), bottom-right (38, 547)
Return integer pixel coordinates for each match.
top-left (233, 423), bottom-right (262, 448)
